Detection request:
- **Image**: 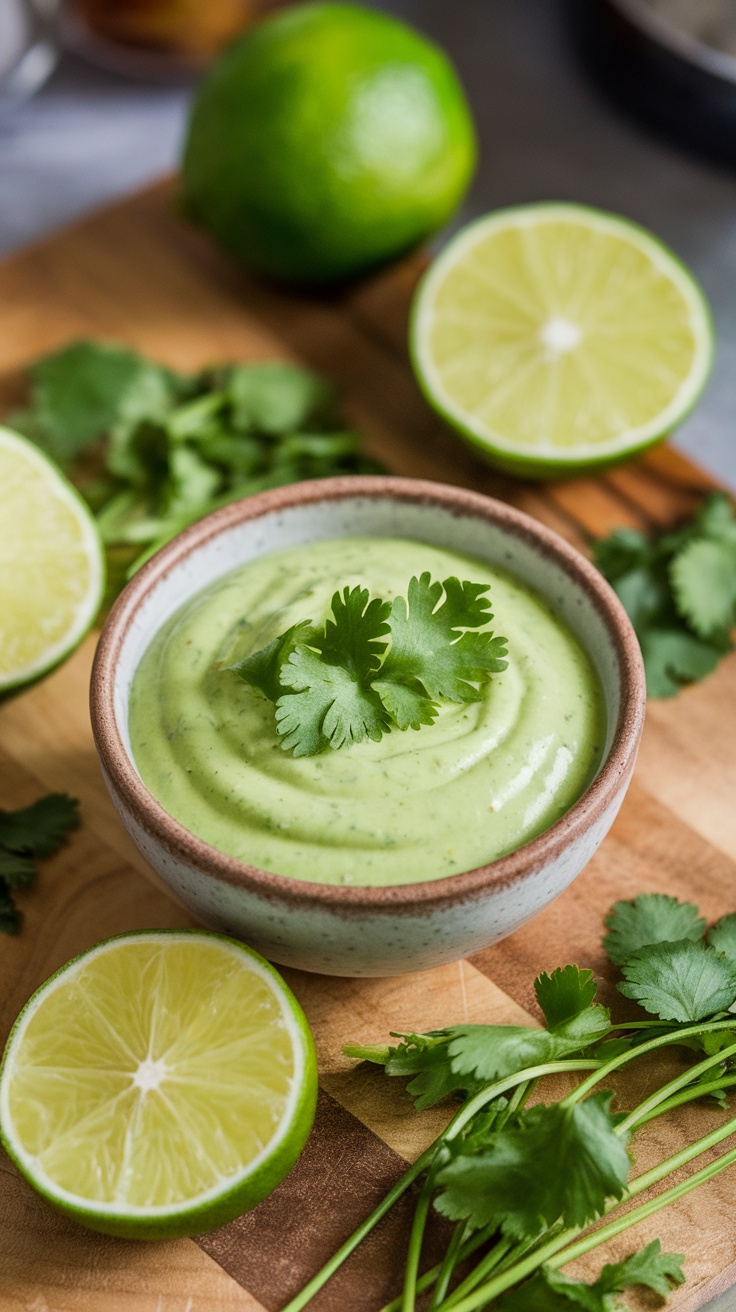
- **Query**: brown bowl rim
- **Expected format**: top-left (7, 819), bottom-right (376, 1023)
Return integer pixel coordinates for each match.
top-left (90, 475), bottom-right (646, 914)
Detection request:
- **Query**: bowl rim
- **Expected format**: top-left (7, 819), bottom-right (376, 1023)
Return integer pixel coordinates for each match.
top-left (90, 474), bottom-right (646, 914)
top-left (604, 0), bottom-right (736, 87)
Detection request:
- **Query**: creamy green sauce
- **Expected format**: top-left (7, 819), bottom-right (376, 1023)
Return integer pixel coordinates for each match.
top-left (129, 538), bottom-right (605, 886)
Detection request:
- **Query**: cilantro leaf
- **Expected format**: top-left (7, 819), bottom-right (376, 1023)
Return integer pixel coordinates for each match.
top-left (0, 794), bottom-right (80, 934)
top-left (594, 497), bottom-right (736, 700)
top-left (603, 893), bottom-right (706, 966)
top-left (708, 914), bottom-right (736, 966)
top-left (618, 939), bottom-right (736, 1022)
top-left (230, 620), bottom-right (315, 703)
top-left (383, 1032), bottom-right (484, 1110)
top-left (435, 1092), bottom-right (630, 1238)
top-left (12, 341), bottom-right (178, 464)
top-left (495, 1241), bottom-right (684, 1310)
top-left (228, 362), bottom-right (333, 434)
top-left (595, 1239), bottom-right (685, 1299)
top-left (640, 627), bottom-right (723, 699)
top-left (312, 586), bottom-right (391, 681)
top-left (377, 573), bottom-right (508, 707)
top-left (0, 794), bottom-right (79, 856)
top-left (534, 965), bottom-right (597, 1027)
top-left (592, 527), bottom-right (652, 582)
top-left (671, 537), bottom-right (736, 639)
top-left (0, 886), bottom-right (21, 935)
top-left (0, 851), bottom-right (37, 890)
top-left (277, 646), bottom-right (390, 755)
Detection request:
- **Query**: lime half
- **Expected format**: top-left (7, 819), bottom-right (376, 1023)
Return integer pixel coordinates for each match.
top-left (411, 204), bottom-right (714, 477)
top-left (0, 931), bottom-right (318, 1238)
top-left (0, 426), bottom-right (104, 690)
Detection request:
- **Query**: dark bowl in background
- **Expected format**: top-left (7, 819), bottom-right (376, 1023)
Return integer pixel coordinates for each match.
top-left (571, 0), bottom-right (736, 168)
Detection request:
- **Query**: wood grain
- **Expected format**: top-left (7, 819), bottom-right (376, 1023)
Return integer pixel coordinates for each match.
top-left (1, 181), bottom-right (736, 1311)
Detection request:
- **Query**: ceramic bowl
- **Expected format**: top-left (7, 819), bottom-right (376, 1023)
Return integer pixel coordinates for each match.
top-left (91, 476), bottom-right (645, 977)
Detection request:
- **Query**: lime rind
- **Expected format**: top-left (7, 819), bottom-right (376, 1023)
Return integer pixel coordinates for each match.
top-left (0, 930), bottom-right (318, 1239)
top-left (0, 426), bottom-right (105, 691)
top-left (410, 203), bottom-right (714, 477)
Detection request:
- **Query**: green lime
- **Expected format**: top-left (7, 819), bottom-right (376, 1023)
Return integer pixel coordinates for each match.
top-left (410, 203), bottom-right (714, 478)
top-left (182, 2), bottom-right (476, 284)
top-left (0, 426), bottom-right (105, 691)
top-left (0, 931), bottom-right (318, 1239)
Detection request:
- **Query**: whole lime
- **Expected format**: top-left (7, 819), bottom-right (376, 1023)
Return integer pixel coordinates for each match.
top-left (182, 2), bottom-right (477, 284)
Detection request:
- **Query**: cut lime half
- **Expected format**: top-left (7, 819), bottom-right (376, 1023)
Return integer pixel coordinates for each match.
top-left (0, 426), bottom-right (104, 690)
top-left (411, 204), bottom-right (714, 477)
top-left (0, 931), bottom-right (318, 1239)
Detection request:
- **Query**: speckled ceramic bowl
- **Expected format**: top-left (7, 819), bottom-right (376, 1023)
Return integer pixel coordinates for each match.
top-left (91, 476), bottom-right (645, 977)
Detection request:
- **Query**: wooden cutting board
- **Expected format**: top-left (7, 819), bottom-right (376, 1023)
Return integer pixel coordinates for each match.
top-left (1, 181), bottom-right (736, 1312)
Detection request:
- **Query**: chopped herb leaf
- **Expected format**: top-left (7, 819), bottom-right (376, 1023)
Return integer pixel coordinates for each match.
top-left (603, 893), bottom-right (706, 966)
top-left (8, 341), bottom-right (382, 603)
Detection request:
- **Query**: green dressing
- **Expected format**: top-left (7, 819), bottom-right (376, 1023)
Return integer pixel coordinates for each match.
top-left (129, 537), bottom-right (605, 886)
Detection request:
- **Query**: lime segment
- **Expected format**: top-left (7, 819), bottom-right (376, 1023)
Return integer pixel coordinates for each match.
top-left (0, 932), bottom-right (317, 1238)
top-left (0, 425), bottom-right (104, 690)
top-left (411, 204), bottom-right (713, 476)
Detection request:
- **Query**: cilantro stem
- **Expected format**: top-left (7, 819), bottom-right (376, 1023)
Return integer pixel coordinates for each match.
top-left (438, 1236), bottom-right (517, 1310)
top-left (401, 1171), bottom-right (435, 1312)
top-left (635, 1075), bottom-right (736, 1126)
top-left (380, 1226), bottom-right (493, 1312)
top-left (617, 1039), bottom-right (736, 1134)
top-left (280, 1061), bottom-right (599, 1312)
top-left (562, 1019), bottom-right (736, 1107)
top-left (426, 1221), bottom-right (470, 1312)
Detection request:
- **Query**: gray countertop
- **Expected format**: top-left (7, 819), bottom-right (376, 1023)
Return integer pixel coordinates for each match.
top-left (1, 8), bottom-right (736, 1304)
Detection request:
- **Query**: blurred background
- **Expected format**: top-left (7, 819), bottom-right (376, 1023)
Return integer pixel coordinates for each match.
top-left (2, 0), bottom-right (736, 491)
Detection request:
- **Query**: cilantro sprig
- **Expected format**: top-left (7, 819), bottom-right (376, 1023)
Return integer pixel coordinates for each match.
top-left (230, 575), bottom-right (508, 756)
top-left (284, 892), bottom-right (736, 1312)
top-left (593, 492), bottom-right (736, 698)
top-left (9, 340), bottom-right (381, 606)
top-left (0, 794), bottom-right (79, 932)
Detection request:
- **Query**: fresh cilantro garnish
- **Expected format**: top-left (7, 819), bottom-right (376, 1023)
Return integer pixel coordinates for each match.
top-left (618, 939), bottom-right (736, 1023)
top-left (495, 1241), bottom-right (684, 1310)
top-left (603, 893), bottom-right (706, 966)
top-left (293, 891), bottom-right (736, 1312)
top-left (435, 1092), bottom-right (630, 1237)
top-left (593, 492), bottom-right (736, 698)
top-left (8, 341), bottom-right (381, 605)
top-left (0, 794), bottom-right (79, 933)
top-left (344, 966), bottom-right (609, 1110)
top-left (232, 575), bottom-right (508, 756)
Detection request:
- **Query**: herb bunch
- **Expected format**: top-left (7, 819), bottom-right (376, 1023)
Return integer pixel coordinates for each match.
top-left (283, 892), bottom-right (736, 1311)
top-left (593, 492), bottom-right (736, 697)
top-left (231, 575), bottom-right (508, 756)
top-left (10, 340), bottom-right (380, 603)
top-left (0, 794), bottom-right (79, 933)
